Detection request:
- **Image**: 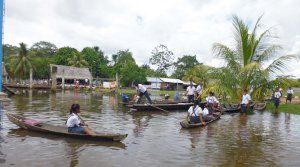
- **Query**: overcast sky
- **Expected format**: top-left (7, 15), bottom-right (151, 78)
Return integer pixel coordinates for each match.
top-left (4, 0), bottom-right (300, 77)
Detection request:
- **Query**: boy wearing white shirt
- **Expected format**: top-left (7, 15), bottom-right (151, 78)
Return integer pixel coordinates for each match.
top-left (186, 83), bottom-right (196, 103)
top-left (196, 82), bottom-right (203, 101)
top-left (274, 88), bottom-right (281, 109)
top-left (240, 89), bottom-right (251, 113)
top-left (286, 87), bottom-right (294, 104)
top-left (134, 82), bottom-right (152, 104)
top-left (187, 101), bottom-right (208, 126)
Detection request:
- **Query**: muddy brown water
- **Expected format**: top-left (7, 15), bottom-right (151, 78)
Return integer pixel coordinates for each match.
top-left (0, 90), bottom-right (300, 167)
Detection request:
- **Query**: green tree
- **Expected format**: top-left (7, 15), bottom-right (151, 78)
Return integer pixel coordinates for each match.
top-left (183, 64), bottom-right (213, 88)
top-left (149, 44), bottom-right (174, 74)
top-left (14, 43), bottom-right (34, 80)
top-left (3, 44), bottom-right (19, 58)
top-left (30, 41), bottom-right (57, 57)
top-left (172, 55), bottom-right (200, 79)
top-left (67, 52), bottom-right (89, 67)
top-left (31, 57), bottom-right (53, 79)
top-left (82, 47), bottom-right (109, 77)
top-left (120, 62), bottom-right (146, 86)
top-left (210, 15), bottom-right (294, 100)
top-left (54, 47), bottom-right (79, 65)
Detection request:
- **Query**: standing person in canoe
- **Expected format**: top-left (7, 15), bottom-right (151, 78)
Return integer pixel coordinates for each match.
top-left (134, 82), bottom-right (153, 104)
top-left (186, 82), bottom-right (196, 103)
top-left (66, 104), bottom-right (96, 135)
top-left (187, 101), bottom-right (209, 126)
top-left (196, 81), bottom-right (203, 102)
top-left (240, 89), bottom-right (252, 115)
top-left (286, 87), bottom-right (294, 104)
top-left (274, 88), bottom-right (282, 109)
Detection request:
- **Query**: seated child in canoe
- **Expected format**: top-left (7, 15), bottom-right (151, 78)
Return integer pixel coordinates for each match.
top-left (187, 101), bottom-right (210, 126)
top-left (66, 104), bottom-right (95, 136)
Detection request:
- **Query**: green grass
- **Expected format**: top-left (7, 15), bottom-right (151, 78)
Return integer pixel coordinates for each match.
top-left (266, 102), bottom-right (300, 115)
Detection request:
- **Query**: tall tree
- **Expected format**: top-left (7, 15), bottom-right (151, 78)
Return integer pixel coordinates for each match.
top-left (14, 43), bottom-right (34, 84)
top-left (30, 41), bottom-right (58, 57)
top-left (172, 55), bottom-right (199, 79)
top-left (120, 62), bottom-right (146, 86)
top-left (54, 47), bottom-right (79, 65)
top-left (210, 15), bottom-right (294, 100)
top-left (141, 64), bottom-right (167, 77)
top-left (149, 44), bottom-right (174, 74)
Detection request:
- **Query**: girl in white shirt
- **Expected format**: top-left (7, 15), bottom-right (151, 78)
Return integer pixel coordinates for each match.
top-left (286, 87), bottom-right (294, 104)
top-left (66, 104), bottom-right (95, 135)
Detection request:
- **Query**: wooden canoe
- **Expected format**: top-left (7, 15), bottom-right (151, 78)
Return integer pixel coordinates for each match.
top-left (128, 102), bottom-right (206, 111)
top-left (6, 113), bottom-right (127, 142)
top-left (254, 102), bottom-right (266, 111)
top-left (222, 103), bottom-right (255, 113)
top-left (180, 110), bottom-right (222, 128)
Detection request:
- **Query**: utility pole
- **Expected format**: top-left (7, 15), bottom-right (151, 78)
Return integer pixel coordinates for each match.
top-left (0, 0), bottom-right (4, 92)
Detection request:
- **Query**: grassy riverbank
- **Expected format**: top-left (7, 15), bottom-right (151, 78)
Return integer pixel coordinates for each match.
top-left (266, 102), bottom-right (300, 115)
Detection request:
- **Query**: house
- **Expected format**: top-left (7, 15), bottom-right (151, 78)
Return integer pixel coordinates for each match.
top-left (145, 77), bottom-right (163, 89)
top-left (159, 77), bottom-right (184, 90)
top-left (50, 64), bottom-right (92, 89)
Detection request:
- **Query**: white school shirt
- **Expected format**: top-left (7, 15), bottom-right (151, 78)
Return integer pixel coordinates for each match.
top-left (241, 94), bottom-right (251, 105)
top-left (66, 113), bottom-right (81, 128)
top-left (287, 89), bottom-right (294, 94)
top-left (274, 91), bottom-right (281, 98)
top-left (186, 86), bottom-right (196, 95)
top-left (206, 96), bottom-right (218, 104)
top-left (137, 84), bottom-right (147, 93)
top-left (196, 85), bottom-right (203, 94)
top-left (202, 108), bottom-right (209, 116)
top-left (188, 105), bottom-right (202, 116)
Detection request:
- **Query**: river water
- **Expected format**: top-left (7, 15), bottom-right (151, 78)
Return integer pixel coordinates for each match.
top-left (0, 90), bottom-right (300, 167)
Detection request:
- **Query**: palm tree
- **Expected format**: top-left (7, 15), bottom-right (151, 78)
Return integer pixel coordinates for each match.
top-left (67, 52), bottom-right (89, 67)
top-left (14, 42), bottom-right (34, 88)
top-left (210, 15), bottom-right (294, 101)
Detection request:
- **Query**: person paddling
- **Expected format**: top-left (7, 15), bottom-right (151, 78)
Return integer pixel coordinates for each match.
top-left (187, 101), bottom-right (209, 126)
top-left (274, 88), bottom-right (281, 109)
top-left (134, 82), bottom-right (153, 104)
top-left (66, 104), bottom-right (95, 135)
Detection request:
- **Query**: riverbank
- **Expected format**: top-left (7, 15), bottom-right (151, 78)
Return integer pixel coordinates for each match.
top-left (266, 102), bottom-right (300, 115)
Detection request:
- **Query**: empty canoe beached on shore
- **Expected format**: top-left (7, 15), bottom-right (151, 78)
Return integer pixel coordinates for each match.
top-left (6, 112), bottom-right (127, 142)
top-left (254, 102), bottom-right (267, 111)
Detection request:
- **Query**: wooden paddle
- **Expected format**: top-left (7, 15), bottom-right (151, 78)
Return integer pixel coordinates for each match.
top-left (148, 104), bottom-right (169, 112)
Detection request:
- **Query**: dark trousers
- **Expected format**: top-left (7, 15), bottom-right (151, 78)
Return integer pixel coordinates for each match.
top-left (188, 95), bottom-right (194, 103)
top-left (137, 91), bottom-right (152, 104)
top-left (274, 98), bottom-right (280, 108)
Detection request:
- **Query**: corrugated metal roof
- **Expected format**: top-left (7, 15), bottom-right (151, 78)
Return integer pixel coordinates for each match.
top-left (182, 81), bottom-right (196, 85)
top-left (146, 77), bottom-right (163, 83)
top-left (159, 77), bottom-right (184, 84)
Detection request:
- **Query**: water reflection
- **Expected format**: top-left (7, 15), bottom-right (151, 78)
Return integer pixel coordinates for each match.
top-left (2, 90), bottom-right (300, 166)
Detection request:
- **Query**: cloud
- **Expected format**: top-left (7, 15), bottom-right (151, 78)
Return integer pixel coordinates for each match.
top-left (4, 0), bottom-right (300, 77)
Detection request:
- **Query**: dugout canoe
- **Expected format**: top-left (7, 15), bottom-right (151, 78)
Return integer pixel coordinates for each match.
top-left (254, 102), bottom-right (267, 111)
top-left (180, 110), bottom-right (222, 128)
top-left (128, 102), bottom-right (206, 111)
top-left (6, 113), bottom-right (127, 142)
top-left (222, 103), bottom-right (255, 113)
